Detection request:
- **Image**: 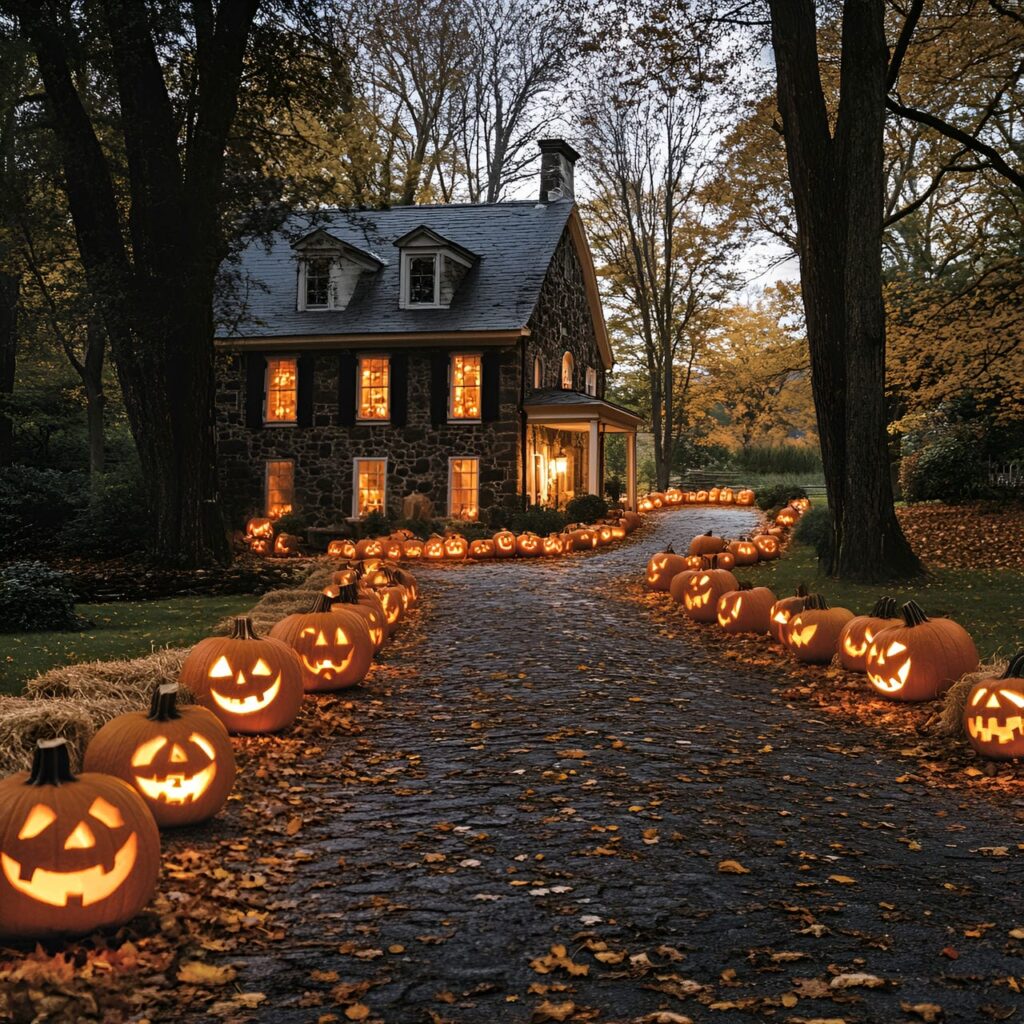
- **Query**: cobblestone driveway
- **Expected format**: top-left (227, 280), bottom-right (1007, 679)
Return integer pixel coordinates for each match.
top-left (217, 508), bottom-right (1024, 1023)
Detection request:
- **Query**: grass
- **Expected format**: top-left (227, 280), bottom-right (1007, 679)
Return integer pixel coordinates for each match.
top-left (0, 594), bottom-right (257, 696)
top-left (741, 541), bottom-right (1024, 661)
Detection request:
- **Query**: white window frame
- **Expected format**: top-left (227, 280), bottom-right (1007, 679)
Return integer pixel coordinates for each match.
top-left (448, 456), bottom-right (480, 521)
top-left (585, 366), bottom-right (597, 396)
top-left (401, 251), bottom-right (441, 308)
top-left (561, 351), bottom-right (574, 390)
top-left (352, 457), bottom-right (388, 519)
top-left (356, 354), bottom-right (391, 424)
top-left (265, 458), bottom-right (295, 519)
top-left (263, 356), bottom-right (298, 426)
top-left (300, 257), bottom-right (331, 311)
top-left (448, 352), bottom-right (483, 423)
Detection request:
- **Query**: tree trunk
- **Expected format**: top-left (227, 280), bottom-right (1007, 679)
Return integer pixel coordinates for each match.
top-left (0, 271), bottom-right (16, 467)
top-left (769, 0), bottom-right (922, 581)
top-left (83, 316), bottom-right (105, 478)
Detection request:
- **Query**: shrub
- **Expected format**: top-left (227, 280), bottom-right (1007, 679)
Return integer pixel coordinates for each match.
top-left (900, 430), bottom-right (993, 503)
top-left (755, 484), bottom-right (809, 512)
top-left (0, 561), bottom-right (85, 632)
top-left (0, 466), bottom-right (87, 556)
top-left (506, 505), bottom-right (567, 535)
top-left (565, 493), bottom-right (608, 523)
top-left (271, 511), bottom-right (311, 537)
top-left (58, 466), bottom-right (150, 559)
top-left (605, 476), bottom-right (624, 503)
top-left (391, 517), bottom-right (445, 539)
top-left (793, 505), bottom-right (833, 565)
top-left (354, 510), bottom-right (390, 538)
top-left (732, 445), bottom-right (822, 475)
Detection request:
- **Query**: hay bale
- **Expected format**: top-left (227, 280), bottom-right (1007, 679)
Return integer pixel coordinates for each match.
top-left (938, 657), bottom-right (1008, 738)
top-left (302, 562), bottom-right (340, 591)
top-left (23, 647), bottom-right (191, 705)
top-left (214, 588), bottom-right (323, 635)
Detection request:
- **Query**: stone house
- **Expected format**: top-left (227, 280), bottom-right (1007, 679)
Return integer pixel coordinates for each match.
top-left (214, 139), bottom-right (641, 528)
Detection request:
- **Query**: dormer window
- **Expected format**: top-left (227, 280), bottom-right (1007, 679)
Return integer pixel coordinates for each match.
top-left (305, 258), bottom-right (330, 309)
top-left (396, 225), bottom-right (477, 310)
top-left (407, 254), bottom-right (438, 306)
top-left (292, 227), bottom-right (384, 313)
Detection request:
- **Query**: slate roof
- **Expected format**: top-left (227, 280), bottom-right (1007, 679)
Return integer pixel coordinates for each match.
top-left (524, 388), bottom-right (645, 427)
top-left (218, 200), bottom-right (575, 340)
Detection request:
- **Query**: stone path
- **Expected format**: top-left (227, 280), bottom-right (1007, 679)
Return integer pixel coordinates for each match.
top-left (213, 508), bottom-right (1024, 1023)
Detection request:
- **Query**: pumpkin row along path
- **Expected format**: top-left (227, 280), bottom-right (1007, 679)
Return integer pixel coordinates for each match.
top-left (186, 507), bottom-right (1022, 1023)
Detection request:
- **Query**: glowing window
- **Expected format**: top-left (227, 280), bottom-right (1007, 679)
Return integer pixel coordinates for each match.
top-left (561, 351), bottom-right (574, 389)
top-left (354, 458), bottom-right (386, 518)
top-left (264, 357), bottom-right (298, 424)
top-left (449, 354), bottom-right (482, 420)
top-left (449, 458), bottom-right (479, 521)
top-left (585, 366), bottom-right (597, 395)
top-left (305, 258), bottom-right (330, 308)
top-left (265, 460), bottom-right (294, 519)
top-left (533, 355), bottom-right (543, 388)
top-left (357, 357), bottom-right (390, 421)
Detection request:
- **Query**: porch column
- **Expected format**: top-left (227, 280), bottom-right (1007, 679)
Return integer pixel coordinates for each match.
top-left (587, 419), bottom-right (600, 495)
top-left (626, 430), bottom-right (637, 510)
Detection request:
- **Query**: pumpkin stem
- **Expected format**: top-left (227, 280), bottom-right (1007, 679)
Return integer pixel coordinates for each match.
top-left (1000, 650), bottom-right (1024, 679)
top-left (795, 583), bottom-right (808, 597)
top-left (309, 593), bottom-right (334, 614)
top-left (328, 581), bottom-right (361, 604)
top-left (869, 597), bottom-right (898, 619)
top-left (149, 682), bottom-right (183, 722)
top-left (901, 600), bottom-right (930, 626)
top-left (737, 581), bottom-right (753, 591)
top-left (230, 616), bottom-right (260, 641)
top-left (701, 554), bottom-right (718, 569)
top-left (803, 593), bottom-right (830, 610)
top-left (664, 543), bottom-right (674, 554)
top-left (27, 738), bottom-right (76, 786)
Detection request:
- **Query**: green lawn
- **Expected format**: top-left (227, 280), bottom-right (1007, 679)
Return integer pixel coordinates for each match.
top-left (0, 594), bottom-right (257, 696)
top-left (742, 542), bottom-right (1024, 660)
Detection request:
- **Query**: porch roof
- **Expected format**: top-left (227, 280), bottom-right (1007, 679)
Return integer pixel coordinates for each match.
top-left (524, 389), bottom-right (644, 432)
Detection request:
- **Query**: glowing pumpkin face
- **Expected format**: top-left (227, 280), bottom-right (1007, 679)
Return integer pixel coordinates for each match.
top-left (649, 492), bottom-right (665, 508)
top-left (249, 537), bottom-right (270, 557)
top-left (423, 535), bottom-right (446, 560)
top-left (610, 524), bottom-right (627, 541)
top-left (866, 601), bottom-right (979, 702)
top-left (708, 487), bottom-right (721, 504)
top-left (716, 586), bottom-right (776, 634)
top-left (516, 533), bottom-right (542, 557)
top-left (542, 534), bottom-right (563, 556)
top-left (0, 739), bottom-right (160, 940)
top-left (775, 506), bottom-right (799, 528)
top-left (736, 489), bottom-right (755, 506)
top-left (964, 659), bottom-right (1024, 759)
top-left (355, 538), bottom-right (384, 559)
top-left (791, 497), bottom-right (811, 512)
top-left (402, 538), bottom-right (424, 560)
top-left (639, 497), bottom-right (654, 512)
top-left (783, 595), bottom-right (853, 663)
top-left (493, 530), bottom-right (516, 558)
top-left (327, 539), bottom-right (357, 559)
top-left (836, 598), bottom-right (901, 673)
top-left (384, 540), bottom-right (404, 561)
top-left (727, 540), bottom-right (759, 566)
top-left (596, 526), bottom-right (614, 546)
top-left (719, 487), bottom-right (734, 505)
top-left (179, 618), bottom-right (305, 734)
top-left (683, 567), bottom-right (738, 623)
top-left (274, 532), bottom-right (301, 556)
top-left (565, 529), bottom-right (597, 552)
top-left (246, 517), bottom-right (274, 539)
top-left (665, 488), bottom-right (684, 505)
top-left (768, 590), bottom-right (808, 643)
top-left (645, 546), bottom-right (688, 591)
top-left (443, 534), bottom-right (468, 560)
top-left (694, 490), bottom-right (708, 503)
top-left (753, 535), bottom-right (780, 560)
top-left (324, 578), bottom-right (388, 652)
top-left (469, 538), bottom-right (495, 559)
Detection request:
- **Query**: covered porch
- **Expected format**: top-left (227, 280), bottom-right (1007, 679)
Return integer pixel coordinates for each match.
top-left (523, 390), bottom-right (643, 511)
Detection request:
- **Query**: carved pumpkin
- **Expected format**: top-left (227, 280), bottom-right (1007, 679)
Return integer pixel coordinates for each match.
top-left (683, 559), bottom-right (738, 623)
top-left (621, 511), bottom-right (642, 532)
top-left (694, 490), bottom-right (708, 503)
top-left (837, 597), bottom-right (901, 673)
top-left (784, 594), bottom-right (854, 663)
top-left (639, 497), bottom-right (654, 512)
top-left (327, 539), bottom-right (357, 559)
top-left (245, 517), bottom-right (274, 539)
top-left (248, 537), bottom-right (271, 557)
top-left (775, 506), bottom-right (799, 528)
top-left (645, 544), bottom-right (689, 591)
top-left (402, 538), bottom-right (424, 560)
top-left (866, 600), bottom-right (979, 701)
top-left (791, 497), bottom-right (811, 512)
top-left (665, 488), bottom-right (684, 505)
top-left (727, 538), bottom-right (760, 566)
top-left (180, 617), bottom-right (304, 734)
top-left (716, 584), bottom-right (777, 634)
top-left (84, 684), bottom-right (235, 829)
top-left (688, 531), bottom-right (726, 557)
top-left (736, 488), bottom-right (755, 506)
top-left (362, 568), bottom-right (407, 627)
top-left (469, 538), bottom-right (496, 559)
top-left (686, 491), bottom-right (698, 503)
top-left (493, 530), bottom-right (517, 558)
top-left (683, 554), bottom-right (704, 570)
top-left (964, 652), bottom-right (1024, 760)
top-left (423, 535), bottom-right (446, 561)
top-left (325, 575), bottom-right (387, 652)
top-left (542, 534), bottom-right (564, 556)
top-left (443, 533), bottom-right (468, 560)
top-left (649, 492), bottom-right (665, 508)
top-left (595, 525), bottom-right (614, 546)
top-left (668, 568), bottom-right (698, 604)
top-left (565, 528), bottom-right (597, 552)
top-left (270, 594), bottom-right (374, 691)
top-left (516, 532), bottom-right (542, 557)
top-left (719, 487), bottom-right (734, 505)
top-left (768, 586), bottom-right (809, 643)
top-left (354, 538), bottom-right (384, 559)
top-left (273, 532), bottom-right (301, 557)
top-left (610, 523), bottom-right (627, 541)
top-left (708, 487), bottom-right (721, 504)
top-left (0, 739), bottom-right (160, 940)
top-left (383, 539), bottom-right (404, 561)
top-left (713, 550), bottom-right (736, 571)
top-left (393, 567), bottom-right (419, 608)
top-left (753, 534), bottom-right (780, 560)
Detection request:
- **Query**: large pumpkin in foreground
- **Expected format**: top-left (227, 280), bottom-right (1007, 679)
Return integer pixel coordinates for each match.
top-left (0, 739), bottom-right (160, 941)
top-left (836, 597), bottom-right (901, 673)
top-left (964, 651), bottom-right (1024, 760)
top-left (84, 684), bottom-right (236, 828)
top-left (179, 617), bottom-right (304, 734)
top-left (683, 560), bottom-right (738, 623)
top-left (866, 600), bottom-right (978, 701)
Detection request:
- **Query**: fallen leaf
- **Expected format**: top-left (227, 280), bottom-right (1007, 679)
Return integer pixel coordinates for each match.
top-left (718, 859), bottom-right (750, 875)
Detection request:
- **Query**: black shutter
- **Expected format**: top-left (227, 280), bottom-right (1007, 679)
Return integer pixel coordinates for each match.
top-left (430, 353), bottom-right (449, 426)
top-left (481, 351), bottom-right (501, 422)
top-left (390, 352), bottom-right (408, 427)
top-left (337, 351), bottom-right (356, 426)
top-left (297, 353), bottom-right (315, 427)
top-left (244, 353), bottom-right (264, 428)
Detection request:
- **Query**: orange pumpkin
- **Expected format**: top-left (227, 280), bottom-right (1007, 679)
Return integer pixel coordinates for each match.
top-left (964, 652), bottom-right (1024, 760)
top-left (753, 534), bottom-right (780, 561)
top-left (423, 535), bottom-right (446, 561)
top-left (775, 506), bottom-right (799, 528)
top-left (716, 584), bottom-right (777, 634)
top-left (469, 538), bottom-right (496, 559)
top-left (688, 531), bottom-right (726, 557)
top-left (735, 488), bottom-right (755, 506)
top-left (355, 538), bottom-right (384, 559)
top-left (837, 597), bottom-right (901, 673)
top-left (516, 532), bottom-right (542, 557)
top-left (683, 559), bottom-right (738, 623)
top-left (326, 539), bottom-right (357, 559)
top-left (402, 538), bottom-right (424, 559)
top-left (784, 594), bottom-right (854, 663)
top-left (324, 575), bottom-right (387, 652)
top-left (768, 586), bottom-right (809, 643)
top-left (443, 533), bottom-right (468, 560)
top-left (645, 544), bottom-right (689, 591)
top-left (727, 538), bottom-right (760, 566)
top-left (492, 530), bottom-right (517, 558)
top-left (542, 534), bottom-right (564, 556)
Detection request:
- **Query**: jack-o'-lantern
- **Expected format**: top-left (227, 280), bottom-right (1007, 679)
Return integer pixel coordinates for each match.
top-left (866, 600), bottom-right (979, 702)
top-left (719, 487), bottom-right (734, 505)
top-left (84, 684), bottom-right (235, 829)
top-left (683, 560), bottom-right (738, 623)
top-left (791, 497), bottom-right (811, 512)
top-left (325, 575), bottom-right (387, 652)
top-left (469, 538), bottom-right (495, 559)
top-left (689, 531), bottom-right (726, 557)
top-left (639, 496), bottom-right (654, 512)
top-left (516, 532), bottom-right (542, 557)
top-left (274, 532), bottom-right (301, 557)
top-left (708, 487), bottom-right (721, 504)
top-left (542, 534), bottom-right (564, 556)
top-left (686, 491), bottom-right (698, 503)
top-left (716, 584), bottom-right (777, 634)
top-left (355, 538), bottom-right (384, 559)
top-left (775, 506), bottom-right (799, 528)
top-left (423, 534), bottom-right (446, 561)
top-left (493, 530), bottom-right (517, 558)
top-left (964, 652), bottom-right (1024, 759)
top-left (393, 567), bottom-right (419, 609)
top-left (713, 550), bottom-right (736, 571)
top-left (645, 544), bottom-right (689, 591)
top-left (362, 567), bottom-right (407, 626)
top-left (768, 586), bottom-right (808, 643)
top-left (727, 538), bottom-right (760, 566)
top-left (649, 492), bottom-right (665, 508)
top-left (270, 594), bottom-right (374, 691)
top-left (383, 539), bottom-right (404, 561)
top-left (246, 517), bottom-right (274, 539)
top-left (610, 523), bottom-right (627, 541)
top-left (753, 534), bottom-right (780, 560)
top-left (736, 488), bottom-right (755, 506)
top-left (621, 511), bottom-right (642, 531)
top-left (669, 567), bottom-right (698, 604)
top-left (443, 533), bottom-right (468, 560)
top-left (248, 537), bottom-right (271, 557)
top-left (684, 554), bottom-right (704, 570)
top-left (665, 488), bottom-right (684, 505)
top-left (784, 594), bottom-right (854, 663)
top-left (179, 617), bottom-right (305, 734)
top-left (837, 597), bottom-right (901, 673)
top-left (327, 539), bottom-right (357, 559)
top-left (594, 525), bottom-right (613, 546)
top-left (0, 739), bottom-right (160, 941)
top-left (565, 528), bottom-right (597, 552)
top-left (402, 538), bottom-right (424, 560)
top-left (694, 490), bottom-right (708, 503)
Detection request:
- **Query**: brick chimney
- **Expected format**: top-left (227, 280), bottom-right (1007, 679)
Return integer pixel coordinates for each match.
top-left (539, 139), bottom-right (579, 203)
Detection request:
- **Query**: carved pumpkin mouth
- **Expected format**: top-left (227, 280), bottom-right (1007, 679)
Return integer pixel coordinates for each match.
top-left (967, 715), bottom-right (1024, 744)
top-left (843, 633), bottom-right (871, 658)
top-left (301, 653), bottom-right (353, 679)
top-left (2, 833), bottom-right (139, 908)
top-left (134, 763), bottom-right (217, 805)
top-left (210, 674), bottom-right (282, 715)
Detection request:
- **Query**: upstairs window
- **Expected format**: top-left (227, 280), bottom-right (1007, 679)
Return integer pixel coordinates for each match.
top-left (266, 459), bottom-right (294, 518)
top-left (449, 354), bottom-right (482, 420)
top-left (561, 351), bottom-right (574, 390)
top-left (406, 254), bottom-right (438, 306)
top-left (305, 258), bottom-right (330, 309)
top-left (265, 357), bottom-right (298, 424)
top-left (585, 366), bottom-right (597, 396)
top-left (358, 356), bottom-right (390, 421)
top-left (533, 355), bottom-right (544, 389)
top-left (449, 457), bottom-right (479, 521)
